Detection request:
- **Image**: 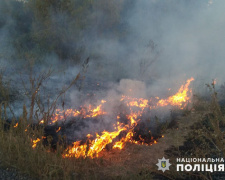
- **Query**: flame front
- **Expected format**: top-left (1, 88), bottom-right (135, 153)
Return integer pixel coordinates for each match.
top-left (32, 138), bottom-right (41, 149)
top-left (64, 123), bottom-right (127, 158)
top-left (14, 123), bottom-right (18, 128)
top-left (157, 77), bottom-right (194, 107)
top-left (40, 100), bottom-right (107, 125)
top-left (44, 78), bottom-right (194, 158)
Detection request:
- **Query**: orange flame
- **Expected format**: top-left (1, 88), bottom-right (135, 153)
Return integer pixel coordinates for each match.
top-left (64, 124), bottom-right (127, 158)
top-left (157, 77), bottom-right (194, 107)
top-left (32, 138), bottom-right (41, 149)
top-left (40, 100), bottom-right (107, 125)
top-left (39, 120), bottom-right (44, 124)
top-left (43, 78), bottom-right (194, 158)
top-left (56, 127), bottom-right (61, 133)
top-left (14, 123), bottom-right (18, 128)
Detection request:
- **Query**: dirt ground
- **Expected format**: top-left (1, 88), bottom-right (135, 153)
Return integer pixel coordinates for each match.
top-left (91, 110), bottom-right (203, 178)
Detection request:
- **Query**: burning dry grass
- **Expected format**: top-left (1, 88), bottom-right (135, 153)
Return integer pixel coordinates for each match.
top-left (152, 83), bottom-right (225, 180)
top-left (0, 76), bottom-right (197, 179)
top-left (2, 73), bottom-right (221, 179)
top-left (0, 105), bottom-right (196, 179)
top-left (0, 116), bottom-right (142, 179)
top-left (0, 94), bottom-right (221, 180)
top-left (47, 78), bottom-right (194, 159)
top-left (0, 120), bottom-right (99, 179)
top-left (0, 118), bottom-right (156, 179)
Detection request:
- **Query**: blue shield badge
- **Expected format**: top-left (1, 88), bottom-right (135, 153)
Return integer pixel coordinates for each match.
top-left (161, 161), bottom-right (166, 168)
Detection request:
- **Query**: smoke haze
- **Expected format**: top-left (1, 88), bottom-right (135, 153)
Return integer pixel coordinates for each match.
top-left (0, 0), bottom-right (224, 127)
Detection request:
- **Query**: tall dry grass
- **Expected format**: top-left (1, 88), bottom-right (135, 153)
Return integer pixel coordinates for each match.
top-left (0, 64), bottom-right (102, 180)
top-left (155, 81), bottom-right (225, 180)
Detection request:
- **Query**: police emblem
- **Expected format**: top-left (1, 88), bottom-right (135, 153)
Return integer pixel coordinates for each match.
top-left (161, 161), bottom-right (166, 168)
top-left (156, 157), bottom-right (171, 172)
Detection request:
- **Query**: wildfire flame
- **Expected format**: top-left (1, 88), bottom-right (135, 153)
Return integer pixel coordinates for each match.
top-left (39, 100), bottom-right (107, 125)
top-left (61, 78), bottom-right (194, 158)
top-left (32, 138), bottom-right (41, 149)
top-left (56, 127), bottom-right (61, 133)
top-left (14, 123), bottom-right (18, 128)
top-left (157, 77), bottom-right (194, 107)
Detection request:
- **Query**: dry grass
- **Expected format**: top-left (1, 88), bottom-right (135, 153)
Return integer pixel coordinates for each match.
top-left (0, 69), bottom-right (224, 180)
top-left (0, 118), bottom-right (156, 179)
top-left (155, 83), bottom-right (225, 180)
top-left (0, 67), bottom-right (156, 180)
top-left (0, 114), bottom-right (156, 180)
top-left (0, 101), bottom-right (210, 180)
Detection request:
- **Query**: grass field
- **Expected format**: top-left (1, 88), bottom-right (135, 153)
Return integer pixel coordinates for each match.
top-left (0, 78), bottom-right (224, 180)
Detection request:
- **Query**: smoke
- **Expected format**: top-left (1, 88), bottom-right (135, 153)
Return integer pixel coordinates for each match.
top-left (85, 0), bottom-right (224, 85)
top-left (1, 0), bottom-right (225, 138)
top-left (131, 0), bottom-right (225, 83)
top-left (69, 0), bottom-right (225, 136)
top-left (2, 1), bottom-right (224, 83)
